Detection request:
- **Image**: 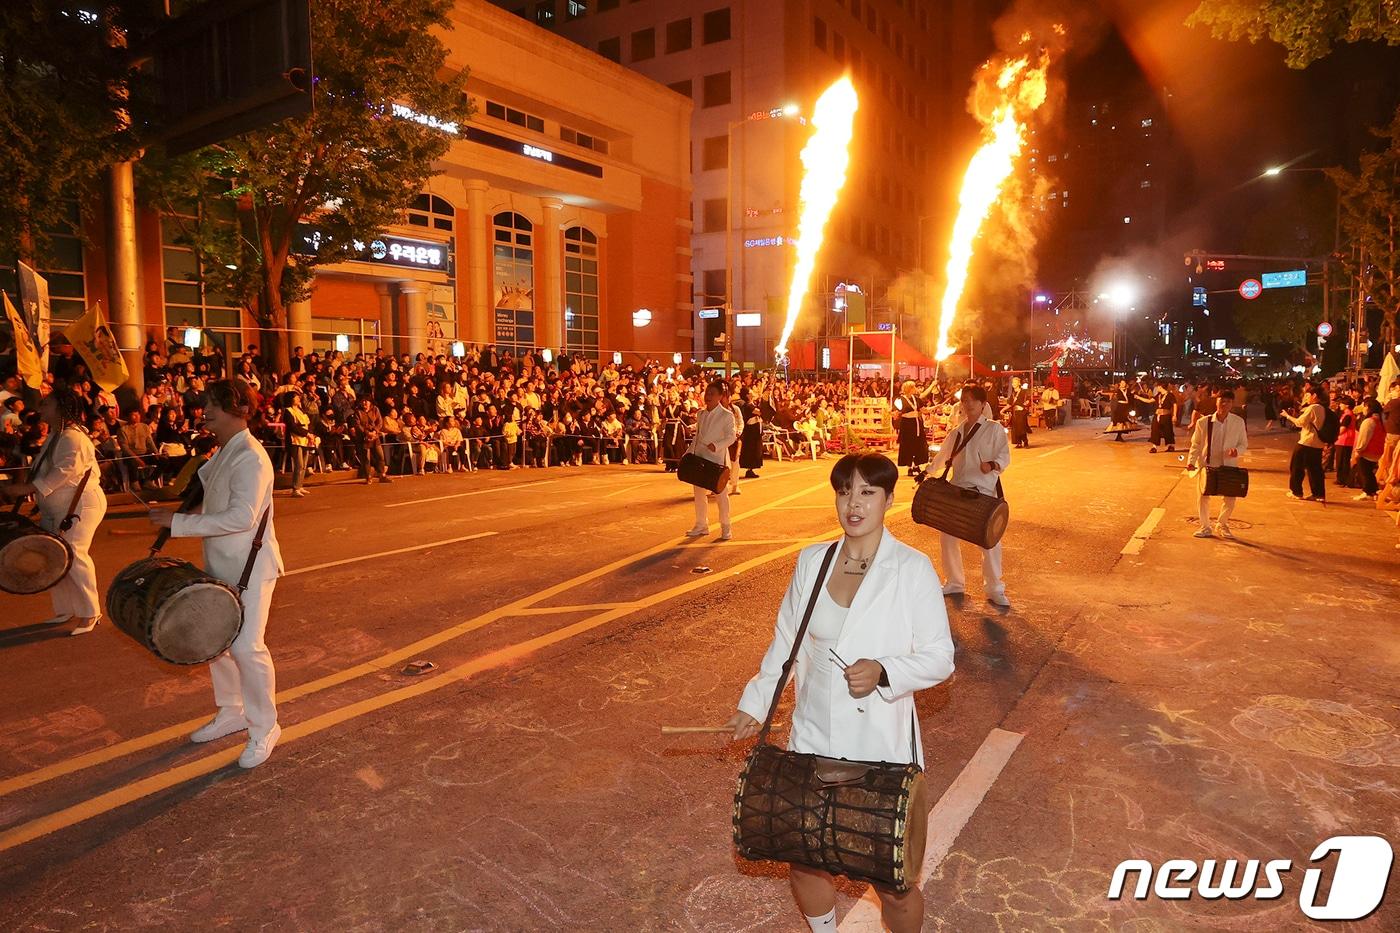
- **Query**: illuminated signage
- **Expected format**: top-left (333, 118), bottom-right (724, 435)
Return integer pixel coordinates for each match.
top-left (877, 322), bottom-right (893, 332)
top-left (464, 126), bottom-right (603, 178)
top-left (1261, 269), bottom-right (1307, 289)
top-left (296, 225), bottom-right (450, 273)
top-left (735, 312), bottom-right (762, 328)
top-left (390, 103), bottom-right (459, 135)
top-left (697, 308), bottom-right (721, 320)
top-left (1205, 260), bottom-right (1226, 271)
top-left (744, 236), bottom-right (793, 248)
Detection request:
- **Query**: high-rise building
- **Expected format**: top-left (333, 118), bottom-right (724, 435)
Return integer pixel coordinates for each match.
top-left (494, 0), bottom-right (994, 364)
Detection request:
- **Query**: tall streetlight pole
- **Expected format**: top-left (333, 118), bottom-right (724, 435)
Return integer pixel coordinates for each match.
top-left (725, 104), bottom-right (804, 378)
top-left (1263, 164), bottom-right (1348, 367)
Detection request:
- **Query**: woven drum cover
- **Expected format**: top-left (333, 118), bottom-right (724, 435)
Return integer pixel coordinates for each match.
top-left (150, 584), bottom-right (243, 664)
top-left (0, 527), bottom-right (71, 594)
top-left (733, 744), bottom-right (922, 891)
top-left (911, 478), bottom-right (1009, 549)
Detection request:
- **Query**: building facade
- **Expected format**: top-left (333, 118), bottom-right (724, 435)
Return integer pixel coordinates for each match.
top-left (8, 0), bottom-right (691, 385)
top-left (494, 0), bottom-right (993, 363)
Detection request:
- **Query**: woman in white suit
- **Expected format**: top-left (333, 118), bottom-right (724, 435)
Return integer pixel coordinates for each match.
top-left (727, 453), bottom-right (955, 933)
top-left (2, 388), bottom-right (107, 635)
top-left (150, 379), bottom-right (285, 769)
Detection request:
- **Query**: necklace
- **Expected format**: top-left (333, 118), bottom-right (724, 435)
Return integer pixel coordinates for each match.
top-left (840, 547), bottom-right (871, 575)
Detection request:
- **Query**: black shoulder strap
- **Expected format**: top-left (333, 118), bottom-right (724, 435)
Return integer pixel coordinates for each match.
top-left (756, 542), bottom-right (839, 746)
top-left (1206, 417), bottom-right (1214, 467)
top-left (58, 469), bottom-right (92, 532)
top-left (237, 506), bottom-right (272, 594)
top-left (939, 421), bottom-right (983, 481)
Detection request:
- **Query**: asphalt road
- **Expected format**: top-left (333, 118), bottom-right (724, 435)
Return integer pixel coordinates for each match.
top-left (1, 418), bottom-right (1396, 932)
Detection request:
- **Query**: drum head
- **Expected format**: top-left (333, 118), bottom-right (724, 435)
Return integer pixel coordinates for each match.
top-left (150, 582), bottom-right (243, 664)
top-left (986, 502), bottom-right (1010, 548)
top-left (0, 533), bottom-right (71, 594)
top-left (902, 774), bottom-right (930, 885)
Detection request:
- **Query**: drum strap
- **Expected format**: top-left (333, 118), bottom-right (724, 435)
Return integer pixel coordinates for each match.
top-left (236, 507), bottom-right (272, 595)
top-left (1206, 417), bottom-right (1215, 467)
top-left (756, 543), bottom-right (838, 747)
top-left (58, 470), bottom-right (92, 532)
top-left (940, 422), bottom-right (1005, 501)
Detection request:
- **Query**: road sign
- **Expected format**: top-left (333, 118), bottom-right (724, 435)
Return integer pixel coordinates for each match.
top-left (1192, 287), bottom-right (1207, 307)
top-left (1317, 322), bottom-right (1333, 338)
top-left (1239, 279), bottom-right (1263, 300)
top-left (1262, 269), bottom-right (1307, 289)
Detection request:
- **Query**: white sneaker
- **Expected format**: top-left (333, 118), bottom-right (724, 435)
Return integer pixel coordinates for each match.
top-left (191, 710), bottom-right (249, 744)
top-left (719, 528), bottom-right (732, 541)
top-left (941, 583), bottom-right (965, 597)
top-left (987, 592), bottom-right (1011, 608)
top-left (69, 615), bottom-right (100, 635)
top-left (1194, 527), bottom-right (1214, 538)
top-left (1217, 524), bottom-right (1235, 539)
top-left (1353, 493), bottom-right (1375, 501)
top-left (685, 527), bottom-right (709, 537)
top-left (239, 723), bottom-right (282, 769)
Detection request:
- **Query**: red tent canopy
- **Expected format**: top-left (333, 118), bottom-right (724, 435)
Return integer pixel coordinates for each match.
top-left (935, 353), bottom-right (994, 377)
top-left (855, 333), bottom-right (937, 367)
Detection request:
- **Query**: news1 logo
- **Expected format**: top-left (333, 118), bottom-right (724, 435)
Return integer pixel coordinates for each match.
top-left (1108, 836), bottom-right (1393, 920)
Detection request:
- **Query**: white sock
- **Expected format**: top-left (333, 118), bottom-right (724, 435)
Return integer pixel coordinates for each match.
top-left (805, 908), bottom-right (836, 932)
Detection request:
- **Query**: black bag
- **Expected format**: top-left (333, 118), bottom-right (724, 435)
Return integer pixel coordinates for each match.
top-left (1203, 419), bottom-right (1249, 498)
top-left (678, 452), bottom-right (730, 494)
top-left (1318, 405), bottom-right (1340, 444)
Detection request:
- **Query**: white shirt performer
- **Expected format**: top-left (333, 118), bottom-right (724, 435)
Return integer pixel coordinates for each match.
top-left (727, 453), bottom-right (955, 933)
top-left (1, 389), bottom-right (107, 635)
top-left (685, 380), bottom-right (737, 541)
top-left (1187, 392), bottom-right (1248, 539)
top-left (151, 378), bottom-right (285, 769)
top-left (927, 384), bottom-right (1012, 607)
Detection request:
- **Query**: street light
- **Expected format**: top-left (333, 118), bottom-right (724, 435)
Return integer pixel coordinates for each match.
top-left (1263, 162), bottom-right (1346, 365)
top-left (725, 103), bottom-right (806, 376)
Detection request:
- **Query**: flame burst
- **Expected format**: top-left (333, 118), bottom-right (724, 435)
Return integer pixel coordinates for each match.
top-left (775, 77), bottom-right (859, 357)
top-left (934, 54), bottom-right (1049, 360)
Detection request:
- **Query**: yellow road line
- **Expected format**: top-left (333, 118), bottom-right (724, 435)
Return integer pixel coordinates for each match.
top-left (0, 476), bottom-right (833, 801)
top-left (511, 603), bottom-right (636, 616)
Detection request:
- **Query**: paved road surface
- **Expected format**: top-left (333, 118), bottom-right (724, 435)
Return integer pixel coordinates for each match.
top-left (1, 420), bottom-right (1396, 931)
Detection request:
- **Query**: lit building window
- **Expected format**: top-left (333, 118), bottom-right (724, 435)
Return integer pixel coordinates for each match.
top-left (160, 192), bottom-right (242, 352)
top-left (564, 226), bottom-right (600, 352)
top-left (493, 212), bottom-right (535, 356)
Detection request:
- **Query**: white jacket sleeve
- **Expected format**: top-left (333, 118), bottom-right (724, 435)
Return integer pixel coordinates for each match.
top-left (31, 434), bottom-right (84, 498)
top-left (1188, 418), bottom-right (1208, 468)
top-left (170, 452), bottom-right (264, 540)
top-left (876, 556), bottom-right (955, 701)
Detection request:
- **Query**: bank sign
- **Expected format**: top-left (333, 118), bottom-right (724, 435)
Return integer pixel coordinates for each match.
top-left (295, 225), bottom-right (451, 274)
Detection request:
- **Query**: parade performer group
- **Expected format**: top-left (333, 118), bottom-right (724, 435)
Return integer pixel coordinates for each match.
top-left (148, 378), bottom-right (286, 768)
top-left (1, 388), bottom-right (107, 635)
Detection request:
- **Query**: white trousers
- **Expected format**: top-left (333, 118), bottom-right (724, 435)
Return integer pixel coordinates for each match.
top-left (210, 576), bottom-right (278, 735)
top-left (39, 489), bottom-right (107, 619)
top-left (939, 531), bottom-right (1004, 599)
top-left (1198, 495), bottom-right (1238, 528)
top-left (693, 485), bottom-right (731, 532)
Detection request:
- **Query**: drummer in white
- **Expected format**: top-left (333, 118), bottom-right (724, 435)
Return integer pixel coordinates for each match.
top-left (685, 380), bottom-right (737, 540)
top-left (727, 453), bottom-right (955, 933)
top-left (927, 384), bottom-right (1012, 607)
top-left (150, 378), bottom-right (285, 769)
top-left (1, 388), bottom-right (107, 634)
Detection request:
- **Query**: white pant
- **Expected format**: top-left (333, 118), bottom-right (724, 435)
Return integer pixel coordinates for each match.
top-left (939, 532), bottom-right (1004, 599)
top-left (693, 485), bottom-right (731, 532)
top-left (1199, 495), bottom-right (1237, 528)
top-left (39, 489), bottom-right (106, 618)
top-left (210, 576), bottom-right (278, 734)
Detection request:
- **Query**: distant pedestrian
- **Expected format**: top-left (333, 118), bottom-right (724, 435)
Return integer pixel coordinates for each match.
top-left (1283, 386), bottom-right (1327, 502)
top-left (1352, 399), bottom-right (1385, 501)
top-left (1148, 381), bottom-right (1177, 454)
top-left (1334, 399), bottom-right (1357, 488)
top-left (1188, 391), bottom-right (1247, 539)
top-left (352, 396), bottom-right (391, 484)
top-left (685, 380), bottom-right (736, 540)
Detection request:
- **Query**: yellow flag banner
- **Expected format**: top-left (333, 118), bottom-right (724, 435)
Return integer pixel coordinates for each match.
top-left (3, 291), bottom-right (45, 389)
top-left (64, 302), bottom-right (130, 391)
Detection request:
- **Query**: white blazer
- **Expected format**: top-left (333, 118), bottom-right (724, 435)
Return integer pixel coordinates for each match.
top-left (171, 429), bottom-right (284, 586)
top-left (31, 426), bottom-right (105, 521)
top-left (737, 531), bottom-right (956, 767)
top-left (690, 404), bottom-right (737, 466)
top-left (928, 413), bottom-right (1011, 498)
top-left (1188, 411), bottom-right (1248, 470)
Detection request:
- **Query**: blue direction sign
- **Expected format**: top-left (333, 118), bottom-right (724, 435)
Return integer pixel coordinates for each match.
top-left (1261, 269), bottom-right (1307, 289)
top-left (1239, 279), bottom-right (1263, 300)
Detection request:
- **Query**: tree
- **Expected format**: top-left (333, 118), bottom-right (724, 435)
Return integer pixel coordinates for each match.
top-left (139, 0), bottom-right (471, 374)
top-left (1187, 1), bottom-right (1400, 69)
top-left (0, 3), bottom-right (144, 267)
top-left (1329, 106), bottom-right (1400, 364)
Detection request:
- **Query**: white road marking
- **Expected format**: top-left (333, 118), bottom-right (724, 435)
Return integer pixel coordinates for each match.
top-left (1036, 446), bottom-right (1068, 459)
top-left (839, 728), bottom-right (1024, 930)
top-left (1120, 507), bottom-right (1166, 556)
top-left (283, 532), bottom-right (498, 576)
top-left (381, 480), bottom-right (557, 508)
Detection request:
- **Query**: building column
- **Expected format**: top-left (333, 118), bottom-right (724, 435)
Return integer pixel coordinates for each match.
top-left (538, 197), bottom-right (564, 353)
top-left (465, 179), bottom-right (492, 345)
top-left (289, 299), bottom-right (312, 352)
top-left (106, 161), bottom-right (143, 393)
top-left (375, 282), bottom-right (395, 354)
top-left (401, 283), bottom-right (428, 359)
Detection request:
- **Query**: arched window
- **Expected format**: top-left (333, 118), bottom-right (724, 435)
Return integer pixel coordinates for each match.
top-left (492, 212), bottom-right (534, 353)
top-left (564, 226), bottom-right (599, 352)
top-left (408, 194), bottom-right (455, 232)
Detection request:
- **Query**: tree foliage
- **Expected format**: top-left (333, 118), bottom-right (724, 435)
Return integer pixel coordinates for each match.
top-left (1187, 1), bottom-right (1400, 68)
top-left (0, 3), bottom-right (144, 266)
top-left (138, 0), bottom-right (471, 373)
top-left (1329, 106), bottom-right (1400, 358)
